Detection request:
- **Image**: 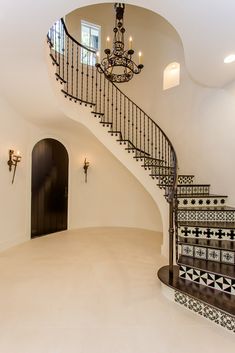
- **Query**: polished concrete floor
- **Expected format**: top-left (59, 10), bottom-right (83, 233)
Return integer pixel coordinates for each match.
top-left (0, 227), bottom-right (234, 353)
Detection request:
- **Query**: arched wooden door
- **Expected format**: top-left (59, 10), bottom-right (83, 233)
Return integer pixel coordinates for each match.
top-left (31, 138), bottom-right (69, 238)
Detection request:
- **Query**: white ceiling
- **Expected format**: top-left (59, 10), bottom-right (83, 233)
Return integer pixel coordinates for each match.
top-left (1, 0), bottom-right (235, 121)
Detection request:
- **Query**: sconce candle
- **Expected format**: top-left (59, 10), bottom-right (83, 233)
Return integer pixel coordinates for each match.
top-left (106, 36), bottom-right (110, 49)
top-left (83, 158), bottom-right (90, 183)
top-left (7, 149), bottom-right (22, 184)
top-left (129, 36), bottom-right (133, 50)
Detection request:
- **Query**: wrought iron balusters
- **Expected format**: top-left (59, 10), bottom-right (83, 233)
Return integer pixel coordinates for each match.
top-left (48, 18), bottom-right (178, 275)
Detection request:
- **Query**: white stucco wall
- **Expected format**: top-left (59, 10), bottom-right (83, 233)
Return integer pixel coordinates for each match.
top-left (66, 4), bottom-right (235, 205)
top-left (0, 95), bottom-right (162, 251)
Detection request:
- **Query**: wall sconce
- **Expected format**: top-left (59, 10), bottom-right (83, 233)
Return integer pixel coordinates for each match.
top-left (83, 158), bottom-right (89, 183)
top-left (7, 149), bottom-right (22, 184)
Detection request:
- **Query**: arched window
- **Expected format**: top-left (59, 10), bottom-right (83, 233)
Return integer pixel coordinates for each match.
top-left (163, 62), bottom-right (180, 90)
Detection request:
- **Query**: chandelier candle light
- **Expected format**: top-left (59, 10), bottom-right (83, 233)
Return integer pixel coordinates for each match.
top-left (96, 3), bottom-right (144, 83)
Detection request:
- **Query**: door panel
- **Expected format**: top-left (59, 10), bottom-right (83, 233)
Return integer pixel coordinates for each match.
top-left (31, 138), bottom-right (69, 237)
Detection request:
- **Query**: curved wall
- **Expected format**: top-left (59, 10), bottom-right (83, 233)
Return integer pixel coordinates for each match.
top-left (0, 93), bottom-right (162, 251)
top-left (65, 3), bottom-right (235, 205)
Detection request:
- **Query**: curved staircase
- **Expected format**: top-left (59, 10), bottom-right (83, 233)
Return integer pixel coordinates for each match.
top-left (47, 19), bottom-right (235, 333)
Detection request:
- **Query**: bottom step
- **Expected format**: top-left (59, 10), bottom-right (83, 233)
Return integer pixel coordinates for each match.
top-left (158, 265), bottom-right (235, 333)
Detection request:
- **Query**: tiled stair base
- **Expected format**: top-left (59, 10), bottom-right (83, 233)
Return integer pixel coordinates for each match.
top-left (158, 265), bottom-right (235, 333)
top-left (174, 291), bottom-right (235, 332)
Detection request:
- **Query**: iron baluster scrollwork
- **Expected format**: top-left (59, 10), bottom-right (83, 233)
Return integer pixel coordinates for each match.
top-left (47, 17), bottom-right (178, 274)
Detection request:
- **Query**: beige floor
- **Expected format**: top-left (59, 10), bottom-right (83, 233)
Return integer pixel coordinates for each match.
top-left (0, 227), bottom-right (234, 353)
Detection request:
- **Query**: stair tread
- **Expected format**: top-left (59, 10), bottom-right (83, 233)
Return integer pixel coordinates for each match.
top-left (178, 184), bottom-right (210, 187)
top-left (177, 194), bottom-right (228, 198)
top-left (148, 168), bottom-right (174, 174)
top-left (61, 89), bottom-right (95, 106)
top-left (125, 147), bottom-right (150, 156)
top-left (158, 265), bottom-right (235, 316)
top-left (178, 206), bottom-right (235, 211)
top-left (178, 237), bottom-right (235, 251)
top-left (178, 255), bottom-right (235, 278)
top-left (144, 156), bottom-right (165, 161)
top-left (91, 111), bottom-right (104, 115)
top-left (178, 221), bottom-right (235, 229)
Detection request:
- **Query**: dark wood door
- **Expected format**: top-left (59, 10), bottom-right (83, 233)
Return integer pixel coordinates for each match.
top-left (31, 138), bottom-right (69, 238)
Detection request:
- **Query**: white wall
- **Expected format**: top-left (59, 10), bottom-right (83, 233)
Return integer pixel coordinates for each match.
top-left (0, 95), bottom-right (162, 251)
top-left (66, 4), bottom-right (235, 205)
top-left (0, 97), bottom-right (40, 250)
top-left (51, 122), bottom-right (163, 232)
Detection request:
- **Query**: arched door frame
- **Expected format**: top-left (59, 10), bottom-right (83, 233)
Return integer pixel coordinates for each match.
top-left (31, 137), bottom-right (69, 237)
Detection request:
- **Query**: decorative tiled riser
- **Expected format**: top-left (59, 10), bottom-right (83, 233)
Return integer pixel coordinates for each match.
top-left (179, 265), bottom-right (235, 295)
top-left (177, 186), bottom-right (210, 196)
top-left (157, 175), bottom-right (194, 185)
top-left (149, 168), bottom-right (171, 176)
top-left (178, 210), bottom-right (235, 222)
top-left (174, 291), bottom-right (235, 333)
top-left (157, 176), bottom-right (174, 184)
top-left (178, 197), bottom-right (227, 208)
top-left (180, 244), bottom-right (235, 264)
top-left (179, 226), bottom-right (235, 240)
top-left (178, 176), bottom-right (194, 184)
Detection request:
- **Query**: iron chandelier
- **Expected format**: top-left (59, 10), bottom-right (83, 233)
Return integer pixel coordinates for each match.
top-left (96, 3), bottom-right (144, 83)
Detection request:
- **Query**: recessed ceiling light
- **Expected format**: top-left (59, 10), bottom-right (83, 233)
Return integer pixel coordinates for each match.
top-left (224, 54), bottom-right (235, 64)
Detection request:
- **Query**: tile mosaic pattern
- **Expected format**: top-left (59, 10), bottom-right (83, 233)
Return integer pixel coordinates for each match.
top-left (174, 291), bottom-right (235, 333)
top-left (178, 175), bottom-right (194, 185)
top-left (194, 246), bottom-right (207, 260)
top-left (157, 175), bottom-right (195, 187)
top-left (179, 226), bottom-right (235, 241)
top-left (178, 197), bottom-right (227, 208)
top-left (208, 249), bottom-right (220, 262)
top-left (179, 265), bottom-right (235, 295)
top-left (157, 175), bottom-right (174, 186)
top-left (178, 209), bottom-right (235, 222)
top-left (221, 251), bottom-right (235, 264)
top-left (181, 245), bottom-right (194, 257)
top-left (177, 185), bottom-right (210, 196)
top-left (180, 244), bottom-right (235, 264)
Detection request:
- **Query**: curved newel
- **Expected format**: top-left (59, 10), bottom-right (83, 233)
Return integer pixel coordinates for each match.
top-left (47, 18), bottom-right (178, 272)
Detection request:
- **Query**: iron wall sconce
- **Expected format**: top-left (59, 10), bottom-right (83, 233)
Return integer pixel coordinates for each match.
top-left (83, 158), bottom-right (89, 183)
top-left (7, 149), bottom-right (22, 184)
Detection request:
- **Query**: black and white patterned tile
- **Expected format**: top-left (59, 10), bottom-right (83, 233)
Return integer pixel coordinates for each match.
top-left (179, 226), bottom-right (235, 241)
top-left (178, 175), bottom-right (194, 185)
top-left (179, 265), bottom-right (235, 295)
top-left (194, 246), bottom-right (207, 260)
top-left (178, 196), bottom-right (227, 208)
top-left (178, 209), bottom-right (235, 222)
top-left (174, 291), bottom-right (235, 333)
top-left (177, 185), bottom-right (210, 196)
top-left (181, 244), bottom-right (194, 257)
top-left (208, 249), bottom-right (220, 262)
top-left (221, 251), bottom-right (235, 264)
top-left (180, 244), bottom-right (234, 264)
